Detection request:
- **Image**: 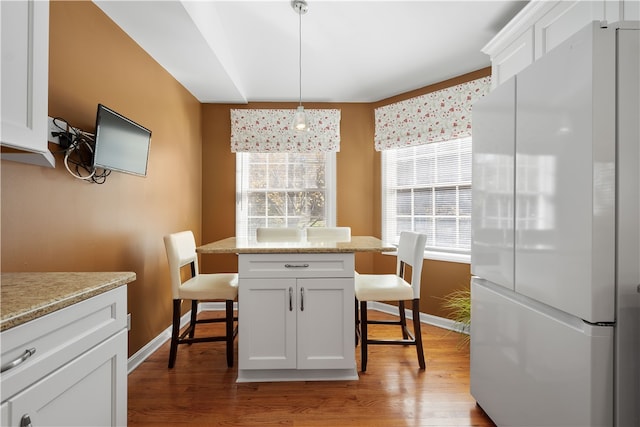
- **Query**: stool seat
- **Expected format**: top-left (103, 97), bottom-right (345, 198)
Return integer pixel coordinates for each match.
top-left (178, 274), bottom-right (238, 301)
top-left (354, 274), bottom-right (413, 301)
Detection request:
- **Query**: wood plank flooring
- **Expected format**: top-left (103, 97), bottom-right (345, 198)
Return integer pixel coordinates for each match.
top-left (128, 310), bottom-right (495, 426)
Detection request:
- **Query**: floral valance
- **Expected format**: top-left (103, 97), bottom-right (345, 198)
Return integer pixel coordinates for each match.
top-left (231, 109), bottom-right (341, 153)
top-left (374, 76), bottom-right (491, 151)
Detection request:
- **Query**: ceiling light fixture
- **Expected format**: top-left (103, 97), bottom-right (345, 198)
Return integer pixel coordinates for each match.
top-left (291, 0), bottom-right (308, 132)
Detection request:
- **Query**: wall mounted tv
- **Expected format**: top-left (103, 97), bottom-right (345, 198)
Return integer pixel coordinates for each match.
top-left (93, 104), bottom-right (151, 177)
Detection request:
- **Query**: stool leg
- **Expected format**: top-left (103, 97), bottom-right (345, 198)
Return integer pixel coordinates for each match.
top-left (355, 298), bottom-right (360, 346)
top-left (189, 300), bottom-right (198, 339)
top-left (225, 299), bottom-right (234, 368)
top-left (399, 300), bottom-right (409, 339)
top-left (412, 299), bottom-right (426, 370)
top-left (168, 299), bottom-right (181, 369)
top-left (360, 300), bottom-right (368, 372)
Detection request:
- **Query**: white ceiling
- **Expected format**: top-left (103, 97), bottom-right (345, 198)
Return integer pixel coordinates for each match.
top-left (93, 0), bottom-right (528, 104)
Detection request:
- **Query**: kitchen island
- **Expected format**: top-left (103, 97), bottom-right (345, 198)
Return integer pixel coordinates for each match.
top-left (198, 236), bottom-right (394, 382)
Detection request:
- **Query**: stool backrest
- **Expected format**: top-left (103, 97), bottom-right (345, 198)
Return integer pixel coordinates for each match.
top-left (256, 227), bottom-right (303, 242)
top-left (306, 226), bottom-right (351, 242)
top-left (396, 232), bottom-right (427, 298)
top-left (164, 230), bottom-right (199, 299)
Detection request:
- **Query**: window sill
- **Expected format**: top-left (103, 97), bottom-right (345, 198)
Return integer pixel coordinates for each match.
top-left (382, 250), bottom-right (470, 264)
top-left (424, 251), bottom-right (470, 264)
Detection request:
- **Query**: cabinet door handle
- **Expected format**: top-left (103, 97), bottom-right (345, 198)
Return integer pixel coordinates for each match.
top-left (1, 348), bottom-right (36, 373)
top-left (285, 263), bottom-right (309, 268)
top-left (289, 287), bottom-right (293, 311)
top-left (20, 415), bottom-right (32, 427)
top-left (300, 287), bottom-right (305, 311)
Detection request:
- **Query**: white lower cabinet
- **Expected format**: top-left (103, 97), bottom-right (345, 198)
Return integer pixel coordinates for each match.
top-left (237, 253), bottom-right (356, 382)
top-left (1, 330), bottom-right (127, 427)
top-left (0, 287), bottom-right (127, 426)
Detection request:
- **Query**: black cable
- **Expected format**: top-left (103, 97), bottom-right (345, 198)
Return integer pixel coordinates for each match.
top-left (54, 116), bottom-right (111, 184)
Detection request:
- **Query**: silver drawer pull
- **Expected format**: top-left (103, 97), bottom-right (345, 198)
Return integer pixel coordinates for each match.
top-left (284, 263), bottom-right (309, 268)
top-left (1, 348), bottom-right (36, 373)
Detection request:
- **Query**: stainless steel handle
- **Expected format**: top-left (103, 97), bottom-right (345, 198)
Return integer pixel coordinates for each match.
top-left (20, 415), bottom-right (32, 427)
top-left (1, 348), bottom-right (36, 373)
top-left (300, 287), bottom-right (305, 311)
top-left (289, 287), bottom-right (293, 311)
top-left (285, 263), bottom-right (309, 268)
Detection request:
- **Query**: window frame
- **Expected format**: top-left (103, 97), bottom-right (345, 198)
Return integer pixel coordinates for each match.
top-left (381, 137), bottom-right (472, 264)
top-left (235, 151), bottom-right (337, 240)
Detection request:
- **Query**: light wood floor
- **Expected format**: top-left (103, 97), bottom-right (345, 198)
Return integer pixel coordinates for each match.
top-left (128, 310), bottom-right (495, 426)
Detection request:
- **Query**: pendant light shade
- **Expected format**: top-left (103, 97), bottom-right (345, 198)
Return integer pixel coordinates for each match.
top-left (293, 105), bottom-right (308, 131)
top-left (292, 0), bottom-right (308, 132)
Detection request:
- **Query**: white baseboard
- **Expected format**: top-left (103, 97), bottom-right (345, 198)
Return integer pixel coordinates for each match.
top-left (127, 301), bottom-right (463, 374)
top-left (368, 301), bottom-right (468, 333)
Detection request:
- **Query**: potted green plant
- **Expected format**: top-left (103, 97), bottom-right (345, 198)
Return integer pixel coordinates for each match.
top-left (441, 289), bottom-right (471, 347)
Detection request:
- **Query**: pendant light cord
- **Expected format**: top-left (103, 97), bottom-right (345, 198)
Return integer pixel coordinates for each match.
top-left (298, 9), bottom-right (302, 107)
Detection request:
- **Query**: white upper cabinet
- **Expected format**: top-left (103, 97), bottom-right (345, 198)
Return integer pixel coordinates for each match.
top-left (1, 0), bottom-right (55, 168)
top-left (483, 0), bottom-right (639, 88)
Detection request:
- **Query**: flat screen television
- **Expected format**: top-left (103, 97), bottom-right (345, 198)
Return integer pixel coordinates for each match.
top-left (93, 104), bottom-right (151, 176)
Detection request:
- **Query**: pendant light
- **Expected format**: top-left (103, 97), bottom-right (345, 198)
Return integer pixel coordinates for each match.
top-left (291, 0), bottom-right (308, 131)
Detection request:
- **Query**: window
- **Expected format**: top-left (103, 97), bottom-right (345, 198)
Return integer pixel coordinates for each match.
top-left (236, 152), bottom-right (336, 240)
top-left (382, 137), bottom-right (471, 262)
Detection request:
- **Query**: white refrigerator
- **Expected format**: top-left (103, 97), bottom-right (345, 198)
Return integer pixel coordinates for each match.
top-left (470, 21), bottom-right (639, 427)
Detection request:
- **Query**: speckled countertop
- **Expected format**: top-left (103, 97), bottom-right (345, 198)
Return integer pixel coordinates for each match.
top-left (197, 236), bottom-right (396, 254)
top-left (1, 272), bottom-right (136, 332)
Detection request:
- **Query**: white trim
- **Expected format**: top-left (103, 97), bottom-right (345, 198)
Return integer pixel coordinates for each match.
top-left (235, 151), bottom-right (337, 240)
top-left (368, 301), bottom-right (469, 334)
top-left (126, 313), bottom-right (182, 374)
top-left (424, 250), bottom-right (470, 264)
top-left (381, 250), bottom-right (470, 264)
top-left (127, 301), bottom-right (464, 373)
top-left (481, 0), bottom-right (557, 56)
top-left (325, 152), bottom-right (337, 226)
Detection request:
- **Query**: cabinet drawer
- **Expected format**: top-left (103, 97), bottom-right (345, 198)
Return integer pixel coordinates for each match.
top-left (0, 286), bottom-right (127, 399)
top-left (3, 329), bottom-right (127, 427)
top-left (239, 253), bottom-right (354, 278)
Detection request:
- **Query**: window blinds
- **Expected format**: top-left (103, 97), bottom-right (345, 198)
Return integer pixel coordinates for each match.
top-left (382, 137), bottom-right (472, 250)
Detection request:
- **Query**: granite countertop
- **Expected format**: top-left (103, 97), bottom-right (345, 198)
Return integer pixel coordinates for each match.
top-left (197, 236), bottom-right (396, 254)
top-left (1, 272), bottom-right (136, 331)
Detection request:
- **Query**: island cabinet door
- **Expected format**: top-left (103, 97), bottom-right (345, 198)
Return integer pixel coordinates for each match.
top-left (296, 278), bottom-right (355, 370)
top-left (238, 278), bottom-right (297, 370)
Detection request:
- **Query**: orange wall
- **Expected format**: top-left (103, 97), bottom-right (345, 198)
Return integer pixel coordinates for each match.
top-left (1, 1), bottom-right (202, 355)
top-left (200, 67), bottom-right (489, 318)
top-left (201, 102), bottom-right (380, 276)
top-left (1, 1), bottom-right (487, 360)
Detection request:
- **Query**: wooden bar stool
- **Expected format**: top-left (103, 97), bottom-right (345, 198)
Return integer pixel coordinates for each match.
top-left (355, 231), bottom-right (427, 372)
top-left (164, 231), bottom-right (238, 368)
